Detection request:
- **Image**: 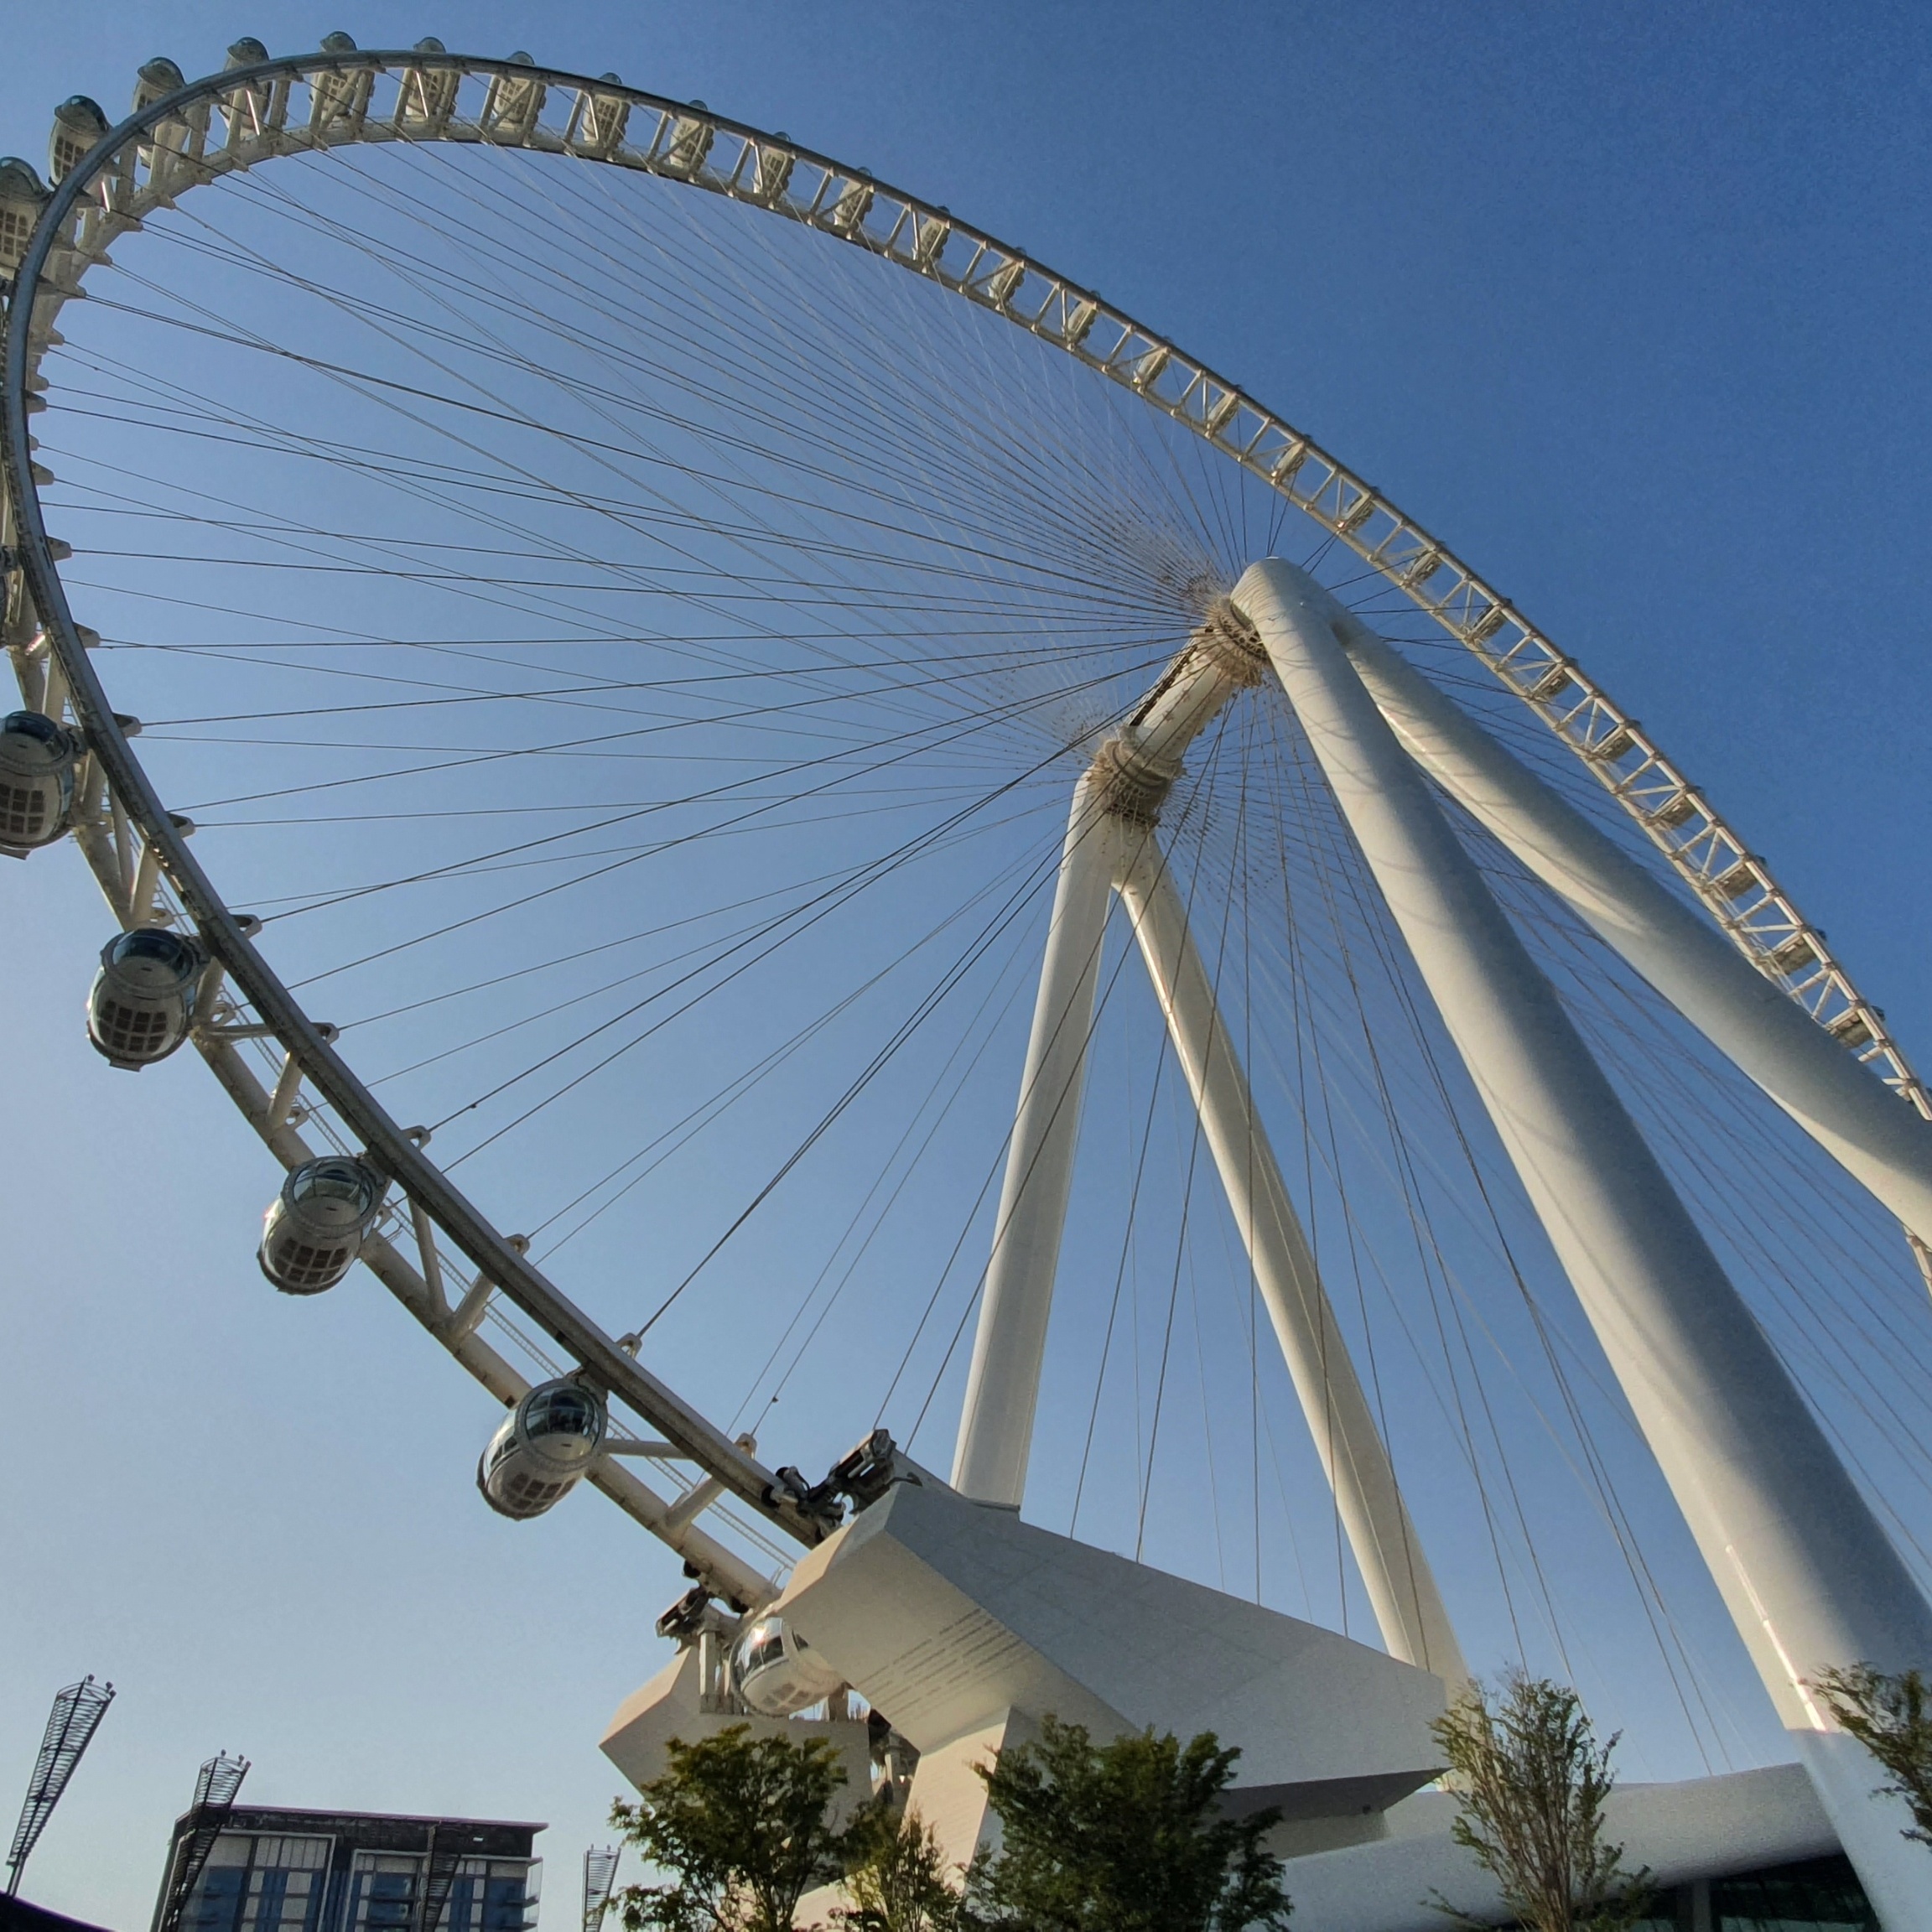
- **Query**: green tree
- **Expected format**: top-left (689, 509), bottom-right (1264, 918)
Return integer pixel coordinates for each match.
top-left (1811, 1664), bottom-right (1932, 1847)
top-left (836, 1804), bottom-right (963, 1932)
top-left (966, 1716), bottom-right (1291, 1932)
top-left (1430, 1673), bottom-right (1649, 1932)
top-left (611, 1725), bottom-right (852, 1932)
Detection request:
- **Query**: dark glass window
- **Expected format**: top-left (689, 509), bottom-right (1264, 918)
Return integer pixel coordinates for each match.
top-left (1714, 1856), bottom-right (1878, 1932)
top-left (480, 1876), bottom-right (533, 1932)
top-left (350, 1867), bottom-right (418, 1932)
top-left (190, 1868), bottom-right (249, 1932)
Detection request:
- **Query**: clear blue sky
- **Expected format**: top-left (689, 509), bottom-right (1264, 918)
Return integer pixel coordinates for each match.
top-left (5, 4), bottom-right (1931, 1928)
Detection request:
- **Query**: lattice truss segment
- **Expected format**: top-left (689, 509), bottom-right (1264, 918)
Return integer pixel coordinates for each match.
top-left (5, 1676), bottom-right (114, 1893)
top-left (153, 1752), bottom-right (249, 1932)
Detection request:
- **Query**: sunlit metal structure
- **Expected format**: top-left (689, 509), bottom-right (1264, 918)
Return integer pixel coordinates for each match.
top-left (153, 1753), bottom-right (249, 1932)
top-left (5, 1677), bottom-right (113, 1898)
top-left (7, 36), bottom-right (1932, 1930)
top-left (579, 1848), bottom-right (617, 1932)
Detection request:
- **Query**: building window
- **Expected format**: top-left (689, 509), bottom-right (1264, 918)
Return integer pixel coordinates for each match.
top-left (184, 1833), bottom-right (332, 1932)
top-left (480, 1864), bottom-right (538, 1932)
top-left (187, 1843), bottom-right (250, 1932)
top-left (348, 1853), bottom-right (422, 1932)
top-left (241, 1858), bottom-right (325, 1932)
top-left (1713, 1854), bottom-right (1879, 1932)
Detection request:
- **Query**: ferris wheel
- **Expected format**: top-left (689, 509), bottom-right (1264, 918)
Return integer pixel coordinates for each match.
top-left (8, 37), bottom-right (1932, 1920)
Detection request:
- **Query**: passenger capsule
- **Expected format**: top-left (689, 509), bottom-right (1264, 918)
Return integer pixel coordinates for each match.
top-left (0, 711), bottom-right (80, 853)
top-left (86, 927), bottom-right (205, 1067)
top-left (731, 1615), bottom-right (844, 1717)
top-left (0, 157), bottom-right (50, 278)
top-left (48, 96), bottom-right (110, 186)
top-left (257, 1156), bottom-right (385, 1294)
top-left (477, 1378), bottom-right (607, 1519)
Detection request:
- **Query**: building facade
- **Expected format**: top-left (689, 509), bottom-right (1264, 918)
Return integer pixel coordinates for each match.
top-left (153, 1809), bottom-right (541, 1932)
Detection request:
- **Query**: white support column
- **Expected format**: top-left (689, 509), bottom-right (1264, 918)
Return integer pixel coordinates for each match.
top-left (1236, 557), bottom-right (1932, 1925)
top-left (1336, 615), bottom-right (1932, 1246)
top-left (953, 775), bottom-right (1124, 1506)
top-left (1117, 835), bottom-right (1467, 1681)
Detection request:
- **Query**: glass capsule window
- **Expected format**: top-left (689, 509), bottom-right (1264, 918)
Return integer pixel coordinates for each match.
top-left (497, 1470), bottom-right (568, 1508)
top-left (49, 132), bottom-right (89, 181)
top-left (3, 712), bottom-right (65, 748)
top-left (289, 1160), bottom-right (380, 1213)
top-left (108, 928), bottom-right (198, 972)
top-left (522, 1384), bottom-right (600, 1441)
top-left (94, 1000), bottom-right (175, 1055)
top-left (1, 781), bottom-right (55, 841)
top-left (267, 1239), bottom-right (354, 1290)
top-left (0, 205), bottom-right (32, 273)
top-left (739, 1624), bottom-right (788, 1675)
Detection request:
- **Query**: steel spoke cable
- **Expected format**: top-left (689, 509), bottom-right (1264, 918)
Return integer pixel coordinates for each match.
top-left (360, 791), bottom-right (1051, 1090)
top-left (216, 144), bottom-right (1154, 584)
top-left (428, 705), bottom-right (1107, 1157)
top-left (399, 139), bottom-right (1197, 592)
top-left (531, 805), bottom-right (1064, 1270)
top-left (266, 657), bottom-right (1144, 1001)
top-left (621, 789), bottom-right (1096, 1339)
top-left (201, 655), bottom-right (1144, 920)
top-left (77, 242), bottom-right (1184, 621)
top-left (728, 902), bottom-right (1047, 1431)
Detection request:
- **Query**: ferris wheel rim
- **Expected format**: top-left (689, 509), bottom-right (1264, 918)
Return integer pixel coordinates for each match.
top-left (11, 46), bottom-right (1912, 1105)
top-left (4, 43), bottom-right (1922, 1602)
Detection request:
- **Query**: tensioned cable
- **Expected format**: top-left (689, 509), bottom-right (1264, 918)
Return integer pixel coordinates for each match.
top-left (39, 117), bottom-right (1932, 1729)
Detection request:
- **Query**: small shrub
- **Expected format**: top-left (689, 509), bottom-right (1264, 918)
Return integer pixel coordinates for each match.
top-left (1430, 1672), bottom-right (1649, 1932)
top-left (967, 1715), bottom-right (1291, 1932)
top-left (837, 1803), bottom-right (963, 1932)
top-left (611, 1724), bottom-right (852, 1932)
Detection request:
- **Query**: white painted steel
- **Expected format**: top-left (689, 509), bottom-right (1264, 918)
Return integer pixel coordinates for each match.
top-left (957, 611), bottom-right (1462, 1674)
top-left (410, 1197), bottom-right (448, 1318)
top-left (190, 1022), bottom-right (776, 1611)
top-left (953, 609), bottom-right (1265, 1506)
top-left (12, 44), bottom-right (1929, 1602)
top-left (1338, 619), bottom-right (1932, 1247)
top-left (1795, 1730), bottom-right (1932, 1932)
top-left (953, 774), bottom-right (1124, 1506)
top-left (1236, 555), bottom-right (1932, 1918)
top-left (1115, 834), bottom-right (1466, 1682)
top-left (11, 44), bottom-right (1911, 1109)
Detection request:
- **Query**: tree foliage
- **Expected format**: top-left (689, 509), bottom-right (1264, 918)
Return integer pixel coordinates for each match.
top-left (836, 1804), bottom-right (963, 1932)
top-left (966, 1716), bottom-right (1291, 1932)
top-left (1811, 1664), bottom-right (1932, 1848)
top-left (611, 1725), bottom-right (853, 1932)
top-left (1430, 1673), bottom-right (1649, 1932)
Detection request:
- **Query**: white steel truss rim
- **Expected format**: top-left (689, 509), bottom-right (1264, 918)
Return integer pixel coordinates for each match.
top-left (4, 49), bottom-right (1923, 1581)
top-left (12, 46), bottom-right (1913, 1112)
top-left (3, 97), bottom-right (834, 1558)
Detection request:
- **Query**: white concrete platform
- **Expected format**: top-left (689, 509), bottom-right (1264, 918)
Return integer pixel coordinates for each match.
top-left (1281, 1762), bottom-right (1838, 1931)
top-left (766, 1478), bottom-right (1447, 1866)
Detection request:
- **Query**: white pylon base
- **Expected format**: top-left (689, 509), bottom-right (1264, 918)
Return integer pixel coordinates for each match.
top-left (1796, 1730), bottom-right (1932, 1932)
